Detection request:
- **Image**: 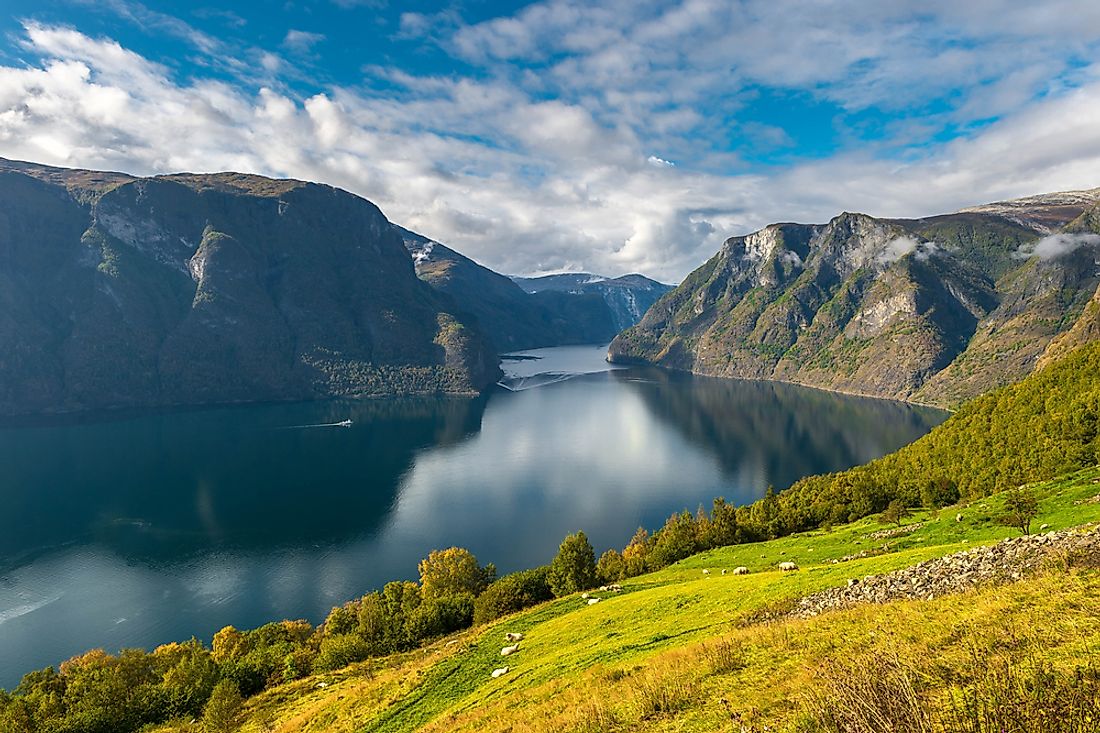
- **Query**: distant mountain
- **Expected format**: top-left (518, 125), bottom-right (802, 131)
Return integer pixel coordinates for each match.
top-left (0, 159), bottom-right (499, 416)
top-left (511, 273), bottom-right (674, 333)
top-left (609, 188), bottom-right (1100, 407)
top-left (400, 228), bottom-right (671, 350)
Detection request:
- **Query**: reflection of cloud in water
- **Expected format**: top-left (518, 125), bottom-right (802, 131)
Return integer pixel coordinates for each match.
top-left (384, 375), bottom-right (731, 564)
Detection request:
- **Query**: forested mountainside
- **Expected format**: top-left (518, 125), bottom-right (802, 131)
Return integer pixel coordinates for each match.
top-left (0, 159), bottom-right (498, 416)
top-left (400, 227), bottom-right (671, 350)
top-left (609, 188), bottom-right (1100, 407)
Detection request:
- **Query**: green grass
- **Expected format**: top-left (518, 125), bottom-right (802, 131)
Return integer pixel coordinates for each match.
top-left (161, 465), bottom-right (1100, 733)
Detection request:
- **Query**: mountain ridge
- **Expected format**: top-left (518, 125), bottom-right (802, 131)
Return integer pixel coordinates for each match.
top-left (0, 158), bottom-right (500, 416)
top-left (609, 186), bottom-right (1100, 407)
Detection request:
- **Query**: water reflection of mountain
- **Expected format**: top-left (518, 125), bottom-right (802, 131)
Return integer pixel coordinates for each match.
top-left (0, 397), bottom-right (487, 564)
top-left (616, 368), bottom-right (947, 491)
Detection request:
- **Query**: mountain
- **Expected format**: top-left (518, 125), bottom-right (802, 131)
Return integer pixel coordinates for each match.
top-left (511, 272), bottom-right (674, 333)
top-left (609, 188), bottom-right (1100, 407)
top-left (0, 159), bottom-right (499, 416)
top-left (400, 228), bottom-right (670, 350)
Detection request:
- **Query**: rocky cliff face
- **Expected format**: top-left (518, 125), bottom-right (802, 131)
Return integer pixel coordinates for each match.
top-left (609, 189), bottom-right (1100, 407)
top-left (0, 159), bottom-right (499, 416)
top-left (401, 229), bottom-right (669, 350)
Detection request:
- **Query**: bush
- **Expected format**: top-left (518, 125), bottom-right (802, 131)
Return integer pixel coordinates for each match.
top-left (314, 634), bottom-right (371, 672)
top-left (919, 477), bottom-right (960, 508)
top-left (473, 567), bottom-right (553, 625)
top-left (405, 594), bottom-right (475, 642)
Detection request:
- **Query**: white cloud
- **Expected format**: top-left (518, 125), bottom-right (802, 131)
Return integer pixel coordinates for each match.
top-left (877, 236), bottom-right (939, 265)
top-left (0, 14), bottom-right (1099, 284)
top-left (1016, 233), bottom-right (1100, 261)
top-left (282, 30), bottom-right (326, 54)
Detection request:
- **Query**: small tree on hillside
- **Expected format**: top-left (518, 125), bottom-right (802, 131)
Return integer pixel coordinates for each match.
top-left (549, 531), bottom-right (597, 597)
top-left (879, 499), bottom-right (912, 527)
top-left (202, 679), bottom-right (242, 733)
top-left (1000, 487), bottom-right (1039, 535)
top-left (418, 547), bottom-right (489, 600)
top-left (596, 548), bottom-right (626, 584)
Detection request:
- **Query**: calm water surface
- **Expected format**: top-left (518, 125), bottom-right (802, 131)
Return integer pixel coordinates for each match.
top-left (0, 344), bottom-right (945, 687)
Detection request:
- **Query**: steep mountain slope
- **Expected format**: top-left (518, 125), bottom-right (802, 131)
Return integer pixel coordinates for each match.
top-left (610, 188), bottom-right (1100, 406)
top-left (400, 229), bottom-right (667, 350)
top-left (0, 159), bottom-right (499, 416)
top-left (512, 272), bottom-right (673, 333)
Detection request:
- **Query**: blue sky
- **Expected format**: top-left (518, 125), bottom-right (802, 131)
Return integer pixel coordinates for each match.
top-left (1, 1), bottom-right (1099, 281)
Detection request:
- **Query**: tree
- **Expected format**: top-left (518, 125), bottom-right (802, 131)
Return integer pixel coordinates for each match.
top-left (706, 497), bottom-right (740, 548)
top-left (548, 531), bottom-right (597, 596)
top-left (202, 679), bottom-right (242, 733)
top-left (919, 477), bottom-right (960, 508)
top-left (1000, 487), bottom-right (1039, 535)
top-left (418, 547), bottom-right (489, 600)
top-left (596, 549), bottom-right (626, 584)
top-left (879, 499), bottom-right (912, 527)
top-left (622, 527), bottom-right (651, 577)
top-left (649, 512), bottom-right (699, 568)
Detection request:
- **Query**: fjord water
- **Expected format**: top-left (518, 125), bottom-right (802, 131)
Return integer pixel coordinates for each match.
top-left (0, 345), bottom-right (944, 688)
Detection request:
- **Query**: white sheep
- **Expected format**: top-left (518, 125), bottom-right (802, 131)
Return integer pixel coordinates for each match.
top-left (778, 561), bottom-right (799, 572)
top-left (956, 513), bottom-right (963, 523)
top-left (721, 569), bottom-right (727, 575)
top-left (501, 644), bottom-right (519, 656)
top-left (491, 667), bottom-right (509, 678)
top-left (505, 632), bottom-right (524, 642)
top-left (587, 597), bottom-right (601, 605)
top-left (732, 566), bottom-right (750, 575)
top-left (702, 569), bottom-right (710, 575)
top-left (609, 583), bottom-right (623, 592)
top-left (581, 592), bottom-right (590, 599)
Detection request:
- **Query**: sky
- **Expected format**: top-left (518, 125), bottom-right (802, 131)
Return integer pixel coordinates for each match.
top-left (0, 1), bottom-right (1099, 282)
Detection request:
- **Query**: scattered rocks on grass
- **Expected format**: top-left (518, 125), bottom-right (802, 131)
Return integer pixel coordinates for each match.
top-left (792, 526), bottom-right (1100, 619)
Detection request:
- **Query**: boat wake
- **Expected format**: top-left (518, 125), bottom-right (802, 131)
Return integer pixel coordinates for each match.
top-left (280, 419), bottom-right (353, 429)
top-left (496, 372), bottom-right (577, 392)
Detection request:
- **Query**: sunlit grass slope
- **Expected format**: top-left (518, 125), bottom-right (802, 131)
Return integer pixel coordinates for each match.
top-left (191, 465), bottom-right (1100, 733)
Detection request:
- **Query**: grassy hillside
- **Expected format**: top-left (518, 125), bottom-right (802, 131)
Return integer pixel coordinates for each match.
top-left (165, 466), bottom-right (1100, 733)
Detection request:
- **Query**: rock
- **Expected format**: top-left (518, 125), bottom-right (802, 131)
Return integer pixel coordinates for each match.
top-left (789, 527), bottom-right (1100, 619)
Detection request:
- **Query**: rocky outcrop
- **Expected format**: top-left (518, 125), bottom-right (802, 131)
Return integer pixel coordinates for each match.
top-left (792, 526), bottom-right (1100, 618)
top-left (0, 159), bottom-right (499, 416)
top-left (610, 189), bottom-right (1100, 407)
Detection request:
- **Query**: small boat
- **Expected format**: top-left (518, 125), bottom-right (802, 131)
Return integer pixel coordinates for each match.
top-left (336, 419), bottom-right (353, 427)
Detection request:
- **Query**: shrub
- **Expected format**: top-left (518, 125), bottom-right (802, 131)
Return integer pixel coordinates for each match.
top-left (405, 594), bottom-right (475, 641)
top-left (473, 567), bottom-right (553, 625)
top-left (314, 634), bottom-right (371, 672)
